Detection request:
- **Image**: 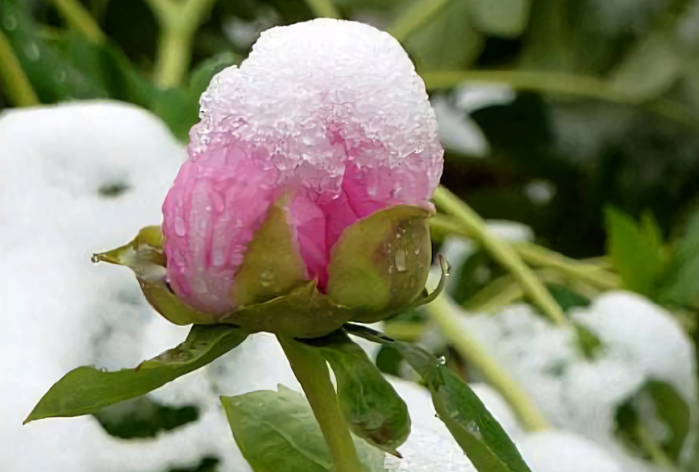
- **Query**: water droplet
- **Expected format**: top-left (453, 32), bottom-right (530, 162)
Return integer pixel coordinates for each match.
top-left (466, 421), bottom-right (482, 439)
top-left (91, 254), bottom-right (101, 263)
top-left (259, 271), bottom-right (274, 287)
top-left (175, 217), bottom-right (186, 236)
top-left (4, 15), bottom-right (18, 30)
top-left (437, 356), bottom-right (446, 365)
top-left (23, 42), bottom-right (40, 61)
top-left (394, 248), bottom-right (407, 272)
top-left (212, 248), bottom-right (225, 266)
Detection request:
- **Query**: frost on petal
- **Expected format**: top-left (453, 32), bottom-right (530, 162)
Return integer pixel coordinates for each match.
top-left (189, 19), bottom-right (443, 277)
top-left (162, 148), bottom-right (278, 314)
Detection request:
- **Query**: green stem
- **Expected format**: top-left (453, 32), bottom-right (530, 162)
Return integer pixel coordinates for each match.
top-left (153, 22), bottom-right (193, 88)
top-left (516, 242), bottom-right (620, 290)
top-left (50, 0), bottom-right (106, 43)
top-left (0, 29), bottom-right (39, 107)
top-left (278, 336), bottom-right (363, 472)
top-left (387, 0), bottom-right (451, 41)
top-left (425, 295), bottom-right (550, 432)
top-left (636, 423), bottom-right (678, 471)
top-left (146, 0), bottom-right (217, 87)
top-left (430, 215), bottom-right (619, 290)
top-left (303, 0), bottom-right (341, 18)
top-left (421, 70), bottom-right (699, 130)
top-left (432, 186), bottom-right (567, 326)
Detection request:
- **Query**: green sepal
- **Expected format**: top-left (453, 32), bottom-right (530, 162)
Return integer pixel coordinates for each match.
top-left (222, 282), bottom-right (354, 339)
top-left (409, 255), bottom-right (449, 309)
top-left (304, 330), bottom-right (411, 455)
top-left (92, 225), bottom-right (214, 325)
top-left (231, 203), bottom-right (308, 307)
top-left (328, 205), bottom-right (433, 322)
top-left (345, 325), bottom-right (533, 472)
top-left (25, 325), bottom-right (248, 423)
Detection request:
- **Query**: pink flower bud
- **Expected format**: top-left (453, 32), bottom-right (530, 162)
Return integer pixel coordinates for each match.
top-left (162, 19), bottom-right (443, 315)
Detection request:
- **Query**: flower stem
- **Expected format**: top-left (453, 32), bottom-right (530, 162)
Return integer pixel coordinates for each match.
top-left (421, 70), bottom-right (699, 131)
top-left (0, 29), bottom-right (39, 107)
top-left (145, 0), bottom-right (217, 87)
top-left (49, 0), bottom-right (106, 43)
top-left (303, 0), bottom-right (341, 19)
top-left (635, 423), bottom-right (678, 471)
top-left (430, 214), bottom-right (620, 290)
top-left (387, 0), bottom-right (451, 42)
top-left (277, 336), bottom-right (363, 472)
top-left (432, 186), bottom-right (567, 326)
top-left (425, 295), bottom-right (550, 432)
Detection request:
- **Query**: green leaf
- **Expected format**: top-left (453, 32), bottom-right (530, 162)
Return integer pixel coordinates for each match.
top-left (305, 330), bottom-right (411, 455)
top-left (1, 0), bottom-right (108, 102)
top-left (658, 209), bottom-right (699, 308)
top-left (189, 52), bottom-right (240, 98)
top-left (404, 0), bottom-right (484, 71)
top-left (25, 325), bottom-right (248, 423)
top-left (328, 205), bottom-right (432, 321)
top-left (466, 0), bottom-right (531, 37)
top-left (345, 325), bottom-right (532, 472)
top-left (615, 380), bottom-right (692, 464)
top-left (609, 31), bottom-right (681, 101)
top-left (94, 396), bottom-right (199, 439)
top-left (646, 381), bottom-right (691, 461)
top-left (221, 385), bottom-right (387, 472)
top-left (149, 86), bottom-right (200, 142)
top-left (232, 203), bottom-right (308, 307)
top-left (604, 207), bottom-right (665, 297)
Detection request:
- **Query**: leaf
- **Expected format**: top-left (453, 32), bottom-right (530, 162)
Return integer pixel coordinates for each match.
top-left (345, 324), bottom-right (532, 472)
top-left (1, 0), bottom-right (108, 102)
top-left (304, 330), bottom-right (411, 455)
top-left (25, 325), bottom-right (248, 423)
top-left (605, 206), bottom-right (665, 297)
top-left (232, 204), bottom-right (308, 307)
top-left (93, 396), bottom-right (199, 439)
top-left (404, 0), bottom-right (484, 71)
top-left (327, 205), bottom-right (432, 321)
top-left (189, 52), bottom-right (240, 98)
top-left (646, 381), bottom-right (691, 461)
top-left (466, 0), bottom-right (531, 37)
top-left (609, 32), bottom-right (681, 101)
top-left (221, 385), bottom-right (387, 472)
top-left (615, 380), bottom-right (692, 464)
top-left (149, 87), bottom-right (200, 142)
top-left (658, 209), bottom-right (699, 308)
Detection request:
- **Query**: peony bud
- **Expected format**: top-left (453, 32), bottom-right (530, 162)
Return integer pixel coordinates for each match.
top-left (104, 19), bottom-right (443, 337)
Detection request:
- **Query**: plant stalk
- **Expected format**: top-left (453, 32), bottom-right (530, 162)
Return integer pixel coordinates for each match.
top-left (0, 29), bottom-right (39, 107)
top-left (146, 0), bottom-right (217, 87)
top-left (425, 295), bottom-right (550, 432)
top-left (50, 0), bottom-right (106, 43)
top-left (303, 0), bottom-right (341, 18)
top-left (432, 186), bottom-right (567, 326)
top-left (278, 336), bottom-right (363, 472)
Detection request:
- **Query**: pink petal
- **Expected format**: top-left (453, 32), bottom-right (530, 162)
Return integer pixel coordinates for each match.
top-left (162, 146), bottom-right (278, 314)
